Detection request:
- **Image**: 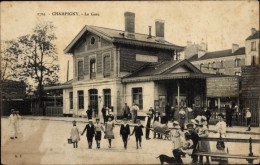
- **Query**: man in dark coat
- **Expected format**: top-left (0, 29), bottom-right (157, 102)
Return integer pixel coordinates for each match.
top-left (81, 120), bottom-right (95, 149)
top-left (145, 112), bottom-right (152, 140)
top-left (120, 118), bottom-right (130, 149)
top-left (201, 107), bottom-right (211, 128)
top-left (165, 103), bottom-right (171, 121)
top-left (225, 102), bottom-right (233, 127)
top-left (122, 103), bottom-right (130, 119)
top-left (86, 105), bottom-right (93, 120)
top-left (101, 105), bottom-right (107, 123)
top-left (185, 123), bottom-right (199, 164)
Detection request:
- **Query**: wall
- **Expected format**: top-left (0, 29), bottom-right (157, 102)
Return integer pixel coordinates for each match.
top-left (192, 54), bottom-right (245, 75)
top-left (125, 81), bottom-right (155, 116)
top-left (119, 45), bottom-right (173, 73)
top-left (245, 38), bottom-right (260, 65)
top-left (63, 88), bottom-right (73, 115)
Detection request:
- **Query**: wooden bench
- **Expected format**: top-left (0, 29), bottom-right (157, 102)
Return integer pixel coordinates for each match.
top-left (193, 137), bottom-right (260, 164)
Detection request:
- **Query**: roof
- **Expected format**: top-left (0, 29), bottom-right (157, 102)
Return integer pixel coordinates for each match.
top-left (64, 25), bottom-right (184, 53)
top-left (122, 59), bottom-right (206, 83)
top-left (246, 31), bottom-right (260, 40)
top-left (188, 47), bottom-right (245, 62)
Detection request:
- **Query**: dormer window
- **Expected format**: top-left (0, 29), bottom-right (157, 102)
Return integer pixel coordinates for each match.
top-left (90, 37), bottom-right (95, 45)
top-left (235, 58), bottom-right (240, 67)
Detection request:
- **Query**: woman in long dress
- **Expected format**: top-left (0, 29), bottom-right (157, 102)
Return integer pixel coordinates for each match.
top-left (198, 116), bottom-right (210, 164)
top-left (104, 115), bottom-right (115, 148)
top-left (212, 113), bottom-right (228, 164)
top-left (70, 120), bottom-right (80, 148)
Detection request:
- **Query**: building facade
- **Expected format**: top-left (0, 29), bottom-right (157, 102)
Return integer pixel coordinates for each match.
top-left (61, 12), bottom-right (184, 117)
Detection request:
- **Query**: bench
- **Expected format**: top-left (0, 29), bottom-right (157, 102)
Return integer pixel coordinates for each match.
top-left (193, 137), bottom-right (260, 164)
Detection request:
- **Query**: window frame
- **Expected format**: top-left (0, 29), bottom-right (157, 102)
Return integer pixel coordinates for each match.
top-left (102, 52), bottom-right (111, 77)
top-left (78, 90), bottom-right (84, 109)
top-left (77, 58), bottom-right (84, 81)
top-left (89, 56), bottom-right (96, 79)
top-left (69, 92), bottom-right (73, 110)
top-left (235, 58), bottom-right (240, 67)
top-left (103, 89), bottom-right (111, 108)
top-left (132, 87), bottom-right (143, 110)
top-left (251, 41), bottom-right (256, 51)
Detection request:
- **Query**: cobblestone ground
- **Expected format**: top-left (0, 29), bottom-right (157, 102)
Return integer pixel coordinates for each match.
top-left (1, 118), bottom-right (260, 164)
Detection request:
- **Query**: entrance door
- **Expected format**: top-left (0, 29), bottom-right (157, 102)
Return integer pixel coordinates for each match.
top-left (89, 89), bottom-right (98, 117)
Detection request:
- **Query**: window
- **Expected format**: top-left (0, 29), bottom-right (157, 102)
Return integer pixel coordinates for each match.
top-left (235, 59), bottom-right (240, 67)
top-left (251, 41), bottom-right (256, 51)
top-left (90, 58), bottom-right (96, 79)
top-left (104, 89), bottom-right (111, 108)
top-left (78, 61), bottom-right (84, 80)
top-left (132, 88), bottom-right (143, 110)
top-left (220, 60), bottom-right (224, 68)
top-left (90, 37), bottom-right (95, 45)
top-left (69, 92), bottom-right (73, 109)
top-left (252, 55), bottom-right (256, 65)
top-left (103, 55), bottom-right (110, 77)
top-left (78, 91), bottom-right (84, 109)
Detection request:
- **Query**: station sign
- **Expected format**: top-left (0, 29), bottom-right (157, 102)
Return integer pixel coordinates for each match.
top-left (207, 76), bottom-right (239, 97)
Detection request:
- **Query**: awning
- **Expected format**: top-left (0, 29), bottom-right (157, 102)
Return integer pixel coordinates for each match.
top-left (122, 72), bottom-right (215, 83)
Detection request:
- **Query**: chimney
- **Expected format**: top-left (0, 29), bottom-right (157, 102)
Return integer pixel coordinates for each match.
top-left (155, 19), bottom-right (164, 40)
top-left (198, 50), bottom-right (206, 59)
top-left (124, 12), bottom-right (135, 34)
top-left (232, 43), bottom-right (239, 53)
top-left (200, 42), bottom-right (206, 51)
top-left (251, 28), bottom-right (257, 35)
top-left (148, 26), bottom-right (152, 38)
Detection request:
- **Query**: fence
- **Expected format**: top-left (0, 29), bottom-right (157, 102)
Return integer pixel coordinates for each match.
top-left (45, 107), bottom-right (63, 116)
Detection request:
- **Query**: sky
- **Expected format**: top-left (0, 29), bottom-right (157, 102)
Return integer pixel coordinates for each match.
top-left (1, 1), bottom-right (259, 83)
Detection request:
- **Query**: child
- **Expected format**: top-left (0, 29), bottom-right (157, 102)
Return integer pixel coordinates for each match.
top-left (198, 116), bottom-right (210, 164)
top-left (131, 119), bottom-right (144, 149)
top-left (70, 120), bottom-right (80, 148)
top-left (170, 121), bottom-right (184, 152)
top-left (94, 118), bottom-right (104, 149)
top-left (246, 108), bottom-right (251, 131)
top-left (104, 116), bottom-right (115, 148)
top-left (81, 119), bottom-right (95, 149)
top-left (120, 118), bottom-right (130, 149)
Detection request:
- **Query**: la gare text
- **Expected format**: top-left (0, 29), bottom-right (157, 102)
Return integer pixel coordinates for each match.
top-left (37, 12), bottom-right (100, 16)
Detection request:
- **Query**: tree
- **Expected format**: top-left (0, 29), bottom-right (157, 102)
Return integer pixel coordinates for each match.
top-left (7, 22), bottom-right (60, 115)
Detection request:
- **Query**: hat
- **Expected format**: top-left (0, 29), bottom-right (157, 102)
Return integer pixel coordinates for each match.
top-left (191, 119), bottom-right (200, 125)
top-left (217, 113), bottom-right (224, 118)
top-left (72, 120), bottom-right (76, 124)
top-left (201, 116), bottom-right (207, 121)
top-left (173, 121), bottom-right (181, 129)
top-left (96, 118), bottom-right (100, 121)
top-left (186, 123), bottom-right (194, 129)
top-left (88, 119), bottom-right (93, 122)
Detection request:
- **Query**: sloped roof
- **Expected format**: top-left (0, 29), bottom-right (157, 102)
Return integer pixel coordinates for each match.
top-left (188, 47), bottom-right (245, 62)
top-left (123, 59), bottom-right (203, 83)
top-left (246, 31), bottom-right (260, 40)
top-left (64, 25), bottom-right (184, 53)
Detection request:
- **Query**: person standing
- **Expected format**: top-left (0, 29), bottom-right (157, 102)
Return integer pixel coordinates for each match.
top-left (144, 112), bottom-right (152, 140)
top-left (170, 106), bottom-right (175, 121)
top-left (104, 116), bottom-right (115, 148)
top-left (153, 111), bottom-right (161, 139)
top-left (131, 104), bottom-right (139, 123)
top-left (160, 112), bottom-right (168, 139)
top-left (179, 108), bottom-right (186, 132)
top-left (131, 119), bottom-right (144, 149)
top-left (101, 105), bottom-right (107, 124)
top-left (81, 119), bottom-right (95, 149)
top-left (165, 103), bottom-right (171, 121)
top-left (120, 118), bottom-right (130, 149)
top-left (94, 118), bottom-right (104, 149)
top-left (185, 123), bottom-right (199, 164)
top-left (70, 120), bottom-right (80, 148)
top-left (122, 103), bottom-right (130, 119)
top-left (8, 109), bottom-right (18, 139)
top-left (86, 105), bottom-right (93, 120)
top-left (212, 113), bottom-right (228, 164)
top-left (15, 110), bottom-right (22, 134)
top-left (149, 107), bottom-right (155, 119)
top-left (201, 107), bottom-right (211, 128)
top-left (170, 121), bottom-right (184, 164)
top-left (245, 108), bottom-right (252, 131)
top-left (225, 102), bottom-right (233, 127)
top-left (198, 116), bottom-right (210, 164)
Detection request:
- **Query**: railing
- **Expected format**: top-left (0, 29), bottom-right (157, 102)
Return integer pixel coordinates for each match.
top-left (45, 107), bottom-right (63, 116)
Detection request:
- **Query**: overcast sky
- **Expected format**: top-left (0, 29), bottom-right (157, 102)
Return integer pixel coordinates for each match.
top-left (1, 1), bottom-right (259, 83)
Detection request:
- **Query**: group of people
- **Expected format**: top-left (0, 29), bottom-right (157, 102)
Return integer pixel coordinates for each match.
top-left (170, 113), bottom-right (228, 164)
top-left (8, 109), bottom-right (22, 140)
top-left (70, 114), bottom-right (146, 150)
top-left (121, 103), bottom-right (139, 123)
